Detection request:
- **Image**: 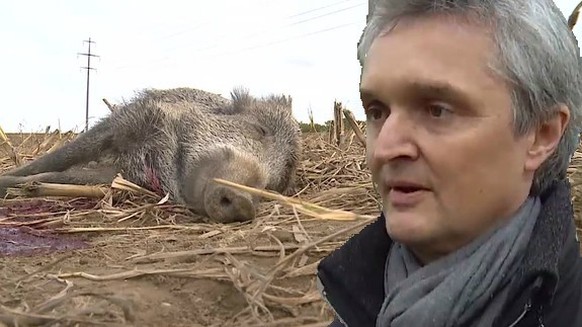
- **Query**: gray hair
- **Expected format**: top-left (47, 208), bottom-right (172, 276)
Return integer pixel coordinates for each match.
top-left (358, 0), bottom-right (582, 196)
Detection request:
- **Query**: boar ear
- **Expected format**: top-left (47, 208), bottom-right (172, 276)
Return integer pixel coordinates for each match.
top-left (267, 94), bottom-right (292, 109)
top-left (230, 86), bottom-right (252, 110)
top-left (281, 94), bottom-right (293, 112)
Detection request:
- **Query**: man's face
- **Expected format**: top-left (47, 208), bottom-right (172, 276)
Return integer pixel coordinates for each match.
top-left (361, 15), bottom-right (538, 263)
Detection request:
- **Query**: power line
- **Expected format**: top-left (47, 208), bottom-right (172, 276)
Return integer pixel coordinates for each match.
top-left (78, 37), bottom-right (99, 133)
top-left (111, 1), bottom-right (365, 71)
top-left (149, 0), bottom-right (359, 46)
top-left (286, 2), bottom-right (364, 28)
top-left (287, 0), bottom-right (359, 18)
top-left (171, 2), bottom-right (365, 55)
top-left (114, 20), bottom-right (361, 72)
top-left (175, 20), bottom-right (362, 64)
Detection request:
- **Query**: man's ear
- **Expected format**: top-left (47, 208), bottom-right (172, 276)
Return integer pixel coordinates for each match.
top-left (524, 104), bottom-right (570, 172)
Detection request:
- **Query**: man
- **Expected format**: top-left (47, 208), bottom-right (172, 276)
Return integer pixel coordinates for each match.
top-left (316, 0), bottom-right (582, 326)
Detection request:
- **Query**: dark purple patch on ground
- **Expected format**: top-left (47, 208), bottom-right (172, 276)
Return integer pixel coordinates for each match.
top-left (0, 227), bottom-right (89, 256)
top-left (0, 198), bottom-right (99, 221)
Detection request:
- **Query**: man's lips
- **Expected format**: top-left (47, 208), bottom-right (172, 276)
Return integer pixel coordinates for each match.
top-left (384, 180), bottom-right (430, 207)
top-left (386, 180), bottom-right (430, 192)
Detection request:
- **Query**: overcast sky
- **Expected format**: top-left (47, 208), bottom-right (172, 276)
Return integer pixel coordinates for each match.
top-left (0, 0), bottom-right (579, 132)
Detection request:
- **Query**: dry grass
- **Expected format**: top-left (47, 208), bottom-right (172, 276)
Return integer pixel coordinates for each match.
top-left (0, 125), bottom-right (386, 326)
top-left (2, 6), bottom-right (582, 318)
top-left (1, 122), bottom-right (582, 327)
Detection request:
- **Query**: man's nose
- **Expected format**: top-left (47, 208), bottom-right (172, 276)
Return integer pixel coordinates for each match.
top-left (372, 112), bottom-right (419, 162)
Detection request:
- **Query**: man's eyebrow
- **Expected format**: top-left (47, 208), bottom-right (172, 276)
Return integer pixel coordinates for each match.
top-left (360, 80), bottom-right (471, 104)
top-left (408, 81), bottom-right (465, 99)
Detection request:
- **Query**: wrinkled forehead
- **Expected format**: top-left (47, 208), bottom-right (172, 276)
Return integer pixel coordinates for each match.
top-left (359, 14), bottom-right (506, 104)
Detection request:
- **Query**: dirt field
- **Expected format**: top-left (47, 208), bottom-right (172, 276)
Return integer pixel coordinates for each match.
top-left (1, 129), bottom-right (581, 327)
top-left (0, 130), bottom-right (381, 327)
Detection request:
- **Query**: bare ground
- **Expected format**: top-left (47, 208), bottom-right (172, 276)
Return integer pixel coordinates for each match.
top-left (0, 130), bottom-right (379, 327)
top-left (1, 129), bottom-right (581, 327)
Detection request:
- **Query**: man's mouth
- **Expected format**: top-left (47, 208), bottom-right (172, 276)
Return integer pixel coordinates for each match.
top-left (387, 181), bottom-right (429, 193)
top-left (392, 185), bottom-right (424, 193)
top-left (385, 181), bottom-right (429, 207)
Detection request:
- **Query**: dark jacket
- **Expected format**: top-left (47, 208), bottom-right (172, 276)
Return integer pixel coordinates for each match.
top-left (316, 179), bottom-right (582, 327)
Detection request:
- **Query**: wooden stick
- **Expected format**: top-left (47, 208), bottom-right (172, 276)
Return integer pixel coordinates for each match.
top-left (7, 182), bottom-right (108, 198)
top-left (342, 109), bottom-right (366, 149)
top-left (102, 98), bottom-right (116, 111)
top-left (568, 1), bottom-right (582, 30)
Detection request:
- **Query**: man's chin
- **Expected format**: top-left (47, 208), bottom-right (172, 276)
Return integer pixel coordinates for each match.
top-left (383, 211), bottom-right (433, 244)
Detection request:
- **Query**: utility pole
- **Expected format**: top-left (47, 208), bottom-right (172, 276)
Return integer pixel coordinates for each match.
top-left (78, 37), bottom-right (99, 132)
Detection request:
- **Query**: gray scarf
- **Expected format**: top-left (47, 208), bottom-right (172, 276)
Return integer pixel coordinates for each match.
top-left (376, 196), bottom-right (541, 327)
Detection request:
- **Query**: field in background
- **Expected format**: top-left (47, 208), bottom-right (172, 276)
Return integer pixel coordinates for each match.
top-left (1, 115), bottom-right (582, 326)
top-left (1, 4), bottom-right (581, 327)
top-left (0, 125), bottom-right (380, 327)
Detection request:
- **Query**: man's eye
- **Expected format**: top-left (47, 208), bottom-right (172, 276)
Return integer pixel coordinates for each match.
top-left (427, 104), bottom-right (452, 118)
top-left (366, 105), bottom-right (386, 121)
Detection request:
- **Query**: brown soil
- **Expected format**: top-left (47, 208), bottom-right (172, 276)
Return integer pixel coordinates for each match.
top-left (0, 131), bottom-right (374, 327)
top-left (1, 129), bottom-right (581, 327)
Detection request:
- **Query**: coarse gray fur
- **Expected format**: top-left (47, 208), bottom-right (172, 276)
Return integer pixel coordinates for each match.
top-left (0, 87), bottom-right (302, 223)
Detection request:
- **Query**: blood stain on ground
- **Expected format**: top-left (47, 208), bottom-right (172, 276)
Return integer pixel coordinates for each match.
top-left (0, 226), bottom-right (89, 256)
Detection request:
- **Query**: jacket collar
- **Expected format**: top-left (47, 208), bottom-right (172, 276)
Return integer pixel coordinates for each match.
top-left (496, 178), bottom-right (581, 326)
top-left (316, 212), bottom-right (391, 326)
top-left (316, 179), bottom-right (580, 326)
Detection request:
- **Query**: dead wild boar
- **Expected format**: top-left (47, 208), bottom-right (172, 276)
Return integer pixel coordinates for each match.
top-left (0, 87), bottom-right (302, 223)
